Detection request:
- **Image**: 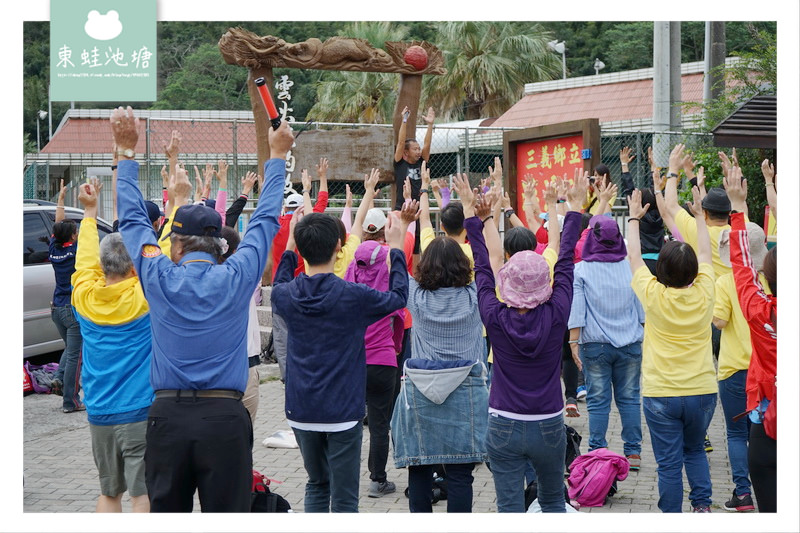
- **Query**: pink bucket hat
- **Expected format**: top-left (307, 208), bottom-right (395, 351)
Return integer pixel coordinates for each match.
top-left (497, 250), bottom-right (553, 309)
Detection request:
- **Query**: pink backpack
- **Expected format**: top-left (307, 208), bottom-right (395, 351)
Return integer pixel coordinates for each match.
top-left (567, 448), bottom-right (629, 507)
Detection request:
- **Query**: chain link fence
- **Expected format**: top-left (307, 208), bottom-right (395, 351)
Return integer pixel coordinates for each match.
top-left (25, 115), bottom-right (715, 233)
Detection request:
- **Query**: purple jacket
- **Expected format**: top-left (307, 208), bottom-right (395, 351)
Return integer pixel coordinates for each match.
top-left (464, 212), bottom-right (580, 416)
top-left (567, 448), bottom-right (630, 507)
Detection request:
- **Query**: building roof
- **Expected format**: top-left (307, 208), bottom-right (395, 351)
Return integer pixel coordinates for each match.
top-left (711, 94), bottom-right (776, 149)
top-left (493, 58), bottom-right (743, 131)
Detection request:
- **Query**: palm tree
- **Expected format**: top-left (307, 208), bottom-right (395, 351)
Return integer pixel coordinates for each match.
top-left (308, 22), bottom-right (409, 123)
top-left (423, 22), bottom-right (561, 121)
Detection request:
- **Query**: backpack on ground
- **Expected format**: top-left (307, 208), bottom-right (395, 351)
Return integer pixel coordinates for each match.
top-left (251, 469), bottom-right (291, 512)
top-left (24, 361), bottom-right (59, 394)
top-left (567, 448), bottom-right (629, 507)
top-left (564, 424), bottom-right (582, 474)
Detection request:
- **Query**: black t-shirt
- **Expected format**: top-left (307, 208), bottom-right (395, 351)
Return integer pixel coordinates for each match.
top-left (394, 158), bottom-right (425, 210)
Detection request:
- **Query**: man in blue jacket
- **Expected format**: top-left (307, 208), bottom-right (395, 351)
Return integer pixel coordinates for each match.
top-left (112, 106), bottom-right (290, 512)
top-left (272, 203), bottom-right (415, 512)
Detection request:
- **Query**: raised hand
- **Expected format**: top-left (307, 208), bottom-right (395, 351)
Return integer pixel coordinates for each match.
top-left (420, 161), bottom-right (431, 189)
top-left (364, 167), bottom-right (381, 193)
top-left (423, 106), bottom-right (435, 125)
top-left (596, 179), bottom-right (618, 205)
top-left (652, 169), bottom-right (666, 193)
top-left (241, 171), bottom-right (258, 197)
top-left (724, 166), bottom-right (748, 207)
top-left (345, 184), bottom-right (353, 209)
top-left (385, 211), bottom-right (407, 250)
top-left (627, 189), bottom-right (650, 220)
top-left (668, 143), bottom-right (685, 174)
top-left (300, 169), bottom-right (312, 192)
top-left (202, 163), bottom-right (214, 198)
top-left (316, 157), bottom-right (328, 179)
top-left (619, 146), bottom-right (636, 166)
top-left (543, 178), bottom-right (558, 206)
top-left (647, 146), bottom-right (658, 174)
top-left (566, 170), bottom-right (590, 211)
top-left (761, 159), bottom-right (775, 184)
top-left (687, 186), bottom-right (704, 218)
top-left (170, 163), bottom-right (193, 204)
top-left (399, 199), bottom-right (420, 224)
top-left (160, 165), bottom-right (169, 188)
top-left (216, 159), bottom-right (229, 188)
top-left (488, 156), bottom-right (503, 186)
top-left (453, 173), bottom-right (475, 212)
top-left (109, 106), bottom-right (139, 153)
top-left (474, 192), bottom-right (493, 220)
top-left (403, 177), bottom-right (412, 201)
top-left (164, 130), bottom-right (181, 160)
top-left (718, 150), bottom-right (733, 179)
top-left (680, 151), bottom-right (695, 175)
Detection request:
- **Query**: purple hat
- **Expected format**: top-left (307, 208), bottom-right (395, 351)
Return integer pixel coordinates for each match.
top-left (497, 250), bottom-right (552, 309)
top-left (581, 215), bottom-right (627, 262)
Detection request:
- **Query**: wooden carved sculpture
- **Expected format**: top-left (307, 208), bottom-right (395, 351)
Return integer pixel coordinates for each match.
top-left (219, 27), bottom-right (445, 177)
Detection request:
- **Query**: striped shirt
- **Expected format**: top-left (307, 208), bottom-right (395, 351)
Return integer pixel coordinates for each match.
top-left (406, 277), bottom-right (485, 363)
top-left (568, 259), bottom-right (645, 348)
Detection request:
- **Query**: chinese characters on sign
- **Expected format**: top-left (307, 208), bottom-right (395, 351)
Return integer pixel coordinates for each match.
top-left (276, 75), bottom-right (299, 196)
top-left (515, 134), bottom-right (584, 225)
top-left (56, 45), bottom-right (153, 74)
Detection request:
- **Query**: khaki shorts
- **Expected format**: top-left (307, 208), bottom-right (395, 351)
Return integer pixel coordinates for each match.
top-left (90, 420), bottom-right (147, 497)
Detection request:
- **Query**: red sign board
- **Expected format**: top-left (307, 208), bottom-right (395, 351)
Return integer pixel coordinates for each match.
top-left (515, 134), bottom-right (584, 226)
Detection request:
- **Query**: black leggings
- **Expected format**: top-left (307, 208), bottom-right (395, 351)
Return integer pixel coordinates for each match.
top-left (408, 463), bottom-right (475, 513)
top-left (748, 423), bottom-right (776, 512)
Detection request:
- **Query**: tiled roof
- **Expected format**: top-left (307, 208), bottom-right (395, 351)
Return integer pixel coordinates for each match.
top-left (492, 73), bottom-right (705, 128)
top-left (42, 115), bottom-right (258, 155)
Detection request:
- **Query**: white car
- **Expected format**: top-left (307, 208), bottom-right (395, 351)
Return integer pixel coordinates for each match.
top-left (23, 200), bottom-right (113, 357)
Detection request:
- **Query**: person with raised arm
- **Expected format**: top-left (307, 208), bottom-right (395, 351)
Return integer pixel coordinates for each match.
top-left (724, 168), bottom-right (776, 513)
top-left (273, 201), bottom-right (410, 513)
top-left (463, 170), bottom-right (587, 512)
top-left (48, 178), bottom-right (84, 413)
top-left (628, 186), bottom-right (718, 513)
top-left (761, 158), bottom-right (777, 244)
top-left (71, 178), bottom-right (153, 513)
top-left (114, 106), bottom-right (287, 512)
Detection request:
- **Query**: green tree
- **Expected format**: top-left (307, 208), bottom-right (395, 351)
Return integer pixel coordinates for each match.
top-left (423, 22), bottom-right (560, 120)
top-left (307, 22), bottom-right (409, 123)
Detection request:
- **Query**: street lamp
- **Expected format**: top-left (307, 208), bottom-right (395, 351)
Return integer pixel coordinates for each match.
top-left (548, 40), bottom-right (567, 80)
top-left (593, 58), bottom-right (606, 76)
top-left (36, 110), bottom-right (48, 152)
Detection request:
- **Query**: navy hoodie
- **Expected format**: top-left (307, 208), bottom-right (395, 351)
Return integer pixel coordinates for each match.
top-left (271, 249), bottom-right (408, 424)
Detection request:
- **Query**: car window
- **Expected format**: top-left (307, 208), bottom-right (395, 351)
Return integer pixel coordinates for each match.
top-left (24, 213), bottom-right (51, 265)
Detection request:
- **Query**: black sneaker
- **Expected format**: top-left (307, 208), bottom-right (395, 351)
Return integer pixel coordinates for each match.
top-left (704, 435), bottom-right (713, 453)
top-left (368, 480), bottom-right (396, 498)
top-left (50, 379), bottom-right (63, 396)
top-left (723, 491), bottom-right (755, 512)
top-left (692, 505), bottom-right (711, 513)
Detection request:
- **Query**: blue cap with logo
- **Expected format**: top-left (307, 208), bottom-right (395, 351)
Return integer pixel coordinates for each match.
top-left (168, 204), bottom-right (222, 238)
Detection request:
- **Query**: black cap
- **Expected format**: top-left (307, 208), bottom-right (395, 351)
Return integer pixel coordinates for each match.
top-left (168, 204), bottom-right (222, 238)
top-left (144, 200), bottom-right (163, 223)
top-left (701, 187), bottom-right (731, 213)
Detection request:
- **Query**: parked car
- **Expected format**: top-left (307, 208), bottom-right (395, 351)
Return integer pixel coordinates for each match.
top-left (23, 200), bottom-right (114, 357)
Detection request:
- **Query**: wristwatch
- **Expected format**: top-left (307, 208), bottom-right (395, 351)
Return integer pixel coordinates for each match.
top-left (504, 208), bottom-right (514, 219)
top-left (666, 172), bottom-right (679, 179)
top-left (116, 148), bottom-right (135, 159)
top-left (419, 188), bottom-right (429, 194)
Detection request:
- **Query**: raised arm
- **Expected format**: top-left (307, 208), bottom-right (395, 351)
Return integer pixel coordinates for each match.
top-left (663, 143), bottom-right (684, 220)
top-left (626, 189), bottom-right (650, 274)
top-left (111, 145), bottom-right (119, 222)
top-left (214, 159), bottom-right (229, 222)
top-left (544, 179), bottom-right (560, 255)
top-left (225, 171), bottom-right (257, 228)
top-left (724, 165), bottom-right (749, 220)
top-left (158, 163), bottom-right (193, 258)
top-left (729, 212), bottom-right (774, 324)
top-left (394, 105), bottom-right (410, 163)
top-left (341, 184), bottom-right (353, 233)
top-left (421, 107), bottom-right (435, 162)
top-left (594, 179), bottom-right (618, 217)
top-left (351, 168), bottom-right (380, 242)
top-left (300, 168), bottom-right (314, 213)
top-left (686, 185), bottom-right (712, 266)
top-left (761, 159), bottom-right (776, 218)
top-left (476, 188), bottom-right (504, 275)
top-left (418, 161), bottom-right (432, 233)
top-left (55, 179), bottom-right (66, 223)
top-left (521, 178), bottom-right (541, 232)
top-left (71, 179), bottom-right (105, 310)
top-left (619, 146), bottom-right (636, 199)
top-left (317, 157), bottom-right (329, 195)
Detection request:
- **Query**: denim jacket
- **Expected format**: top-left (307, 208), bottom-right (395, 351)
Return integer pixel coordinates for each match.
top-left (391, 359), bottom-right (489, 468)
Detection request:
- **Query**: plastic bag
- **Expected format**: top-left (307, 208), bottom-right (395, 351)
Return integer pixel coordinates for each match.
top-left (24, 361), bottom-right (59, 394)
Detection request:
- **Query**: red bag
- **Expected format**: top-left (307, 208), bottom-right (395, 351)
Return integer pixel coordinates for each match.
top-left (23, 366), bottom-right (34, 396)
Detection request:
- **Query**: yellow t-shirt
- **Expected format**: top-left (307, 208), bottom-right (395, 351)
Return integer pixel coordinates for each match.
top-left (631, 263), bottom-right (718, 397)
top-left (303, 233), bottom-right (361, 279)
top-left (420, 226), bottom-right (474, 274)
top-left (714, 271), bottom-right (771, 381)
top-left (674, 209), bottom-right (735, 280)
top-left (583, 190), bottom-right (615, 216)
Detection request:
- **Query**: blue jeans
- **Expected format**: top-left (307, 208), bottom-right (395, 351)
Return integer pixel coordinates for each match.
top-left (51, 305), bottom-right (83, 411)
top-left (718, 370), bottom-right (751, 496)
top-left (580, 342), bottom-right (642, 456)
top-left (643, 394), bottom-right (717, 512)
top-left (487, 413), bottom-right (566, 513)
top-left (293, 423), bottom-right (363, 512)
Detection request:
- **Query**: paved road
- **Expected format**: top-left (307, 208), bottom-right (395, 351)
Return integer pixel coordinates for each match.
top-left (24, 364), bottom-right (740, 513)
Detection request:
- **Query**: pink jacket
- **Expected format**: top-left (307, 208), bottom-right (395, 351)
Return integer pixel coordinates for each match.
top-left (567, 448), bottom-right (629, 507)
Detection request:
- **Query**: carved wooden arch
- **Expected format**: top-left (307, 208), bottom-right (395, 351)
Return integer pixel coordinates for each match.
top-left (219, 27), bottom-right (445, 172)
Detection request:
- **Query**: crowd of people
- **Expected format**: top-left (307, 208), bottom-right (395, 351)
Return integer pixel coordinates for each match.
top-left (46, 105), bottom-right (777, 514)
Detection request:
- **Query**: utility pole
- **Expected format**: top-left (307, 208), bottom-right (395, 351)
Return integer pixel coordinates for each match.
top-left (653, 21), bottom-right (682, 167)
top-left (703, 22), bottom-right (726, 105)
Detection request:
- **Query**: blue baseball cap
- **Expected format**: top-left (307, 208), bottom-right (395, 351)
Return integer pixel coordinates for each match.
top-left (168, 204), bottom-right (222, 238)
top-left (144, 200), bottom-right (163, 223)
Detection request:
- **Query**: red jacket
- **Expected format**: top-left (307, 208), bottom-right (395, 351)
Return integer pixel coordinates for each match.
top-left (270, 191), bottom-right (328, 281)
top-left (729, 212), bottom-right (776, 436)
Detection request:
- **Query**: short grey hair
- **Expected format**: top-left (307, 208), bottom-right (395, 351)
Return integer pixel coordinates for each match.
top-left (99, 233), bottom-right (134, 278)
top-left (171, 234), bottom-right (224, 262)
